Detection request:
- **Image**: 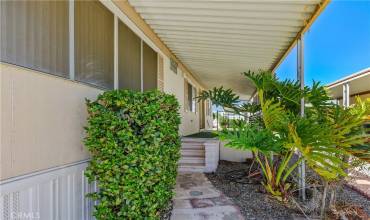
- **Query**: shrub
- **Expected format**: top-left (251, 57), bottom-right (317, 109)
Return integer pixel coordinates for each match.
top-left (84, 90), bottom-right (181, 219)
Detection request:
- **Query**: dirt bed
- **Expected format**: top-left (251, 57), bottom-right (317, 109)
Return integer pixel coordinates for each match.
top-left (206, 160), bottom-right (370, 220)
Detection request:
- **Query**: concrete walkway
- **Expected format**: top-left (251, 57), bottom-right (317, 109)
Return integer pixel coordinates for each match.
top-left (171, 173), bottom-right (244, 220)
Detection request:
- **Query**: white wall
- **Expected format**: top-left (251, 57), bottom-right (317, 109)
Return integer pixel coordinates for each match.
top-left (220, 141), bottom-right (253, 162)
top-left (163, 59), bottom-right (201, 136)
top-left (1, 63), bottom-right (102, 180)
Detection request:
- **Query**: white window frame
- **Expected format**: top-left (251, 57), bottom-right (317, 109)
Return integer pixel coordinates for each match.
top-left (4, 0), bottom-right (168, 92)
top-left (186, 81), bottom-right (197, 113)
top-left (69, 0), bottom-right (75, 80)
top-left (114, 15), bottom-right (119, 90)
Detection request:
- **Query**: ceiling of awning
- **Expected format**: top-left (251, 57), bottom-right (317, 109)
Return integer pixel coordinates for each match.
top-left (128, 0), bottom-right (327, 99)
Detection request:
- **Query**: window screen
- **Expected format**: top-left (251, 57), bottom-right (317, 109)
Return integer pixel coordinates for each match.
top-left (187, 82), bottom-right (196, 112)
top-left (75, 1), bottom-right (114, 89)
top-left (0, 1), bottom-right (69, 77)
top-left (170, 58), bottom-right (178, 74)
top-left (143, 42), bottom-right (158, 91)
top-left (118, 21), bottom-right (141, 91)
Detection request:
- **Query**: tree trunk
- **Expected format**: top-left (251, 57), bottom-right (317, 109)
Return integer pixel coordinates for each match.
top-left (321, 181), bottom-right (329, 219)
top-left (329, 187), bottom-right (336, 208)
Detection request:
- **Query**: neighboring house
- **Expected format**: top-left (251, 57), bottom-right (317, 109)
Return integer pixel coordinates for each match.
top-left (0, 0), bottom-right (327, 219)
top-left (326, 67), bottom-right (370, 106)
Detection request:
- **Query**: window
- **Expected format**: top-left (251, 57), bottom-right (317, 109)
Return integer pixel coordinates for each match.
top-left (0, 1), bottom-right (69, 77)
top-left (170, 58), bottom-right (178, 74)
top-left (75, 1), bottom-right (114, 89)
top-left (1, 0), bottom-right (172, 93)
top-left (206, 100), bottom-right (212, 116)
top-left (143, 42), bottom-right (158, 91)
top-left (185, 82), bottom-right (196, 112)
top-left (118, 20), bottom-right (141, 91)
top-left (191, 85), bottom-right (197, 112)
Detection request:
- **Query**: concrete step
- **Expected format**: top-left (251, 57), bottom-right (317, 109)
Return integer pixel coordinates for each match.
top-left (182, 140), bottom-right (206, 144)
top-left (178, 163), bottom-right (205, 173)
top-left (179, 157), bottom-right (205, 164)
top-left (181, 149), bottom-right (205, 157)
top-left (181, 144), bottom-right (205, 150)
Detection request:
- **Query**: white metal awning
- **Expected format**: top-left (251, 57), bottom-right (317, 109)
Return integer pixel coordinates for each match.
top-left (327, 68), bottom-right (370, 99)
top-left (128, 0), bottom-right (329, 98)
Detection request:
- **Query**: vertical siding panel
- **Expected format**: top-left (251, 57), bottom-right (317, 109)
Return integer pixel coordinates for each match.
top-left (49, 180), bottom-right (54, 220)
top-left (1, 163), bottom-right (92, 219)
top-left (82, 171), bottom-right (86, 220)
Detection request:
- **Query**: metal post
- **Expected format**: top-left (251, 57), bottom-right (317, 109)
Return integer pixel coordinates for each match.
top-left (297, 34), bottom-right (306, 200)
top-left (342, 83), bottom-right (350, 108)
top-left (342, 83), bottom-right (351, 173)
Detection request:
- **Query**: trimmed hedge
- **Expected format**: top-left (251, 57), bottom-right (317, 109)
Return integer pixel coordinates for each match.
top-left (84, 90), bottom-right (181, 219)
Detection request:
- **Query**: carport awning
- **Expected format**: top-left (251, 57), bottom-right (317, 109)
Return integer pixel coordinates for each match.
top-left (327, 68), bottom-right (370, 99)
top-left (128, 0), bottom-right (329, 99)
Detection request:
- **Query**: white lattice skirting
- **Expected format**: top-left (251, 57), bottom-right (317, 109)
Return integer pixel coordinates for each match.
top-left (0, 160), bottom-right (96, 220)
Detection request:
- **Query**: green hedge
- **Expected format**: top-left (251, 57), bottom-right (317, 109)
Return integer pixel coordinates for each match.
top-left (84, 90), bottom-right (181, 219)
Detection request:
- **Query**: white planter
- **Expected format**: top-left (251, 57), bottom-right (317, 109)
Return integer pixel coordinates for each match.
top-left (220, 141), bottom-right (253, 162)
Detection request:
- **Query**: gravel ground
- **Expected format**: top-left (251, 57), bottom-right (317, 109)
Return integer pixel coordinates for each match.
top-left (206, 160), bottom-right (370, 220)
top-left (206, 161), bottom-right (299, 219)
top-left (336, 187), bottom-right (370, 215)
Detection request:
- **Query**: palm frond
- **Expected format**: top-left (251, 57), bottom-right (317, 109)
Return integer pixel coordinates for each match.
top-left (219, 123), bottom-right (284, 154)
top-left (196, 86), bottom-right (239, 109)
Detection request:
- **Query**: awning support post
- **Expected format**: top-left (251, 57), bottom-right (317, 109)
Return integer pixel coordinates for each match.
top-left (342, 83), bottom-right (350, 108)
top-left (297, 34), bottom-right (306, 201)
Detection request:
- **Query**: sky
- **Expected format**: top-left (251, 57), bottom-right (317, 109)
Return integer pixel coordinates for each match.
top-left (276, 0), bottom-right (370, 86)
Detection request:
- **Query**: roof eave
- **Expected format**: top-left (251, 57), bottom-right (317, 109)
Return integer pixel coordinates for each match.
top-left (270, 0), bottom-right (331, 73)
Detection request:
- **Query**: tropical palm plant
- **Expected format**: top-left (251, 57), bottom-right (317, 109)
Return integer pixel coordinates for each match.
top-left (197, 71), bottom-right (370, 207)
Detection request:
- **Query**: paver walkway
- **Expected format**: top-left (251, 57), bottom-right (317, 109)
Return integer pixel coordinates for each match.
top-left (171, 173), bottom-right (244, 220)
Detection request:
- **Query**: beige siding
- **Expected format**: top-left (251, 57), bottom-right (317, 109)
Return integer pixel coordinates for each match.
top-left (0, 0), bottom-right (209, 181)
top-left (351, 93), bottom-right (370, 104)
top-left (163, 61), bottom-right (201, 136)
top-left (1, 63), bottom-right (102, 180)
top-left (337, 93), bottom-right (370, 106)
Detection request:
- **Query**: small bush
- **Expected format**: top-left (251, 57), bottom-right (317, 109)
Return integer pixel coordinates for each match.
top-left (84, 90), bottom-right (181, 219)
